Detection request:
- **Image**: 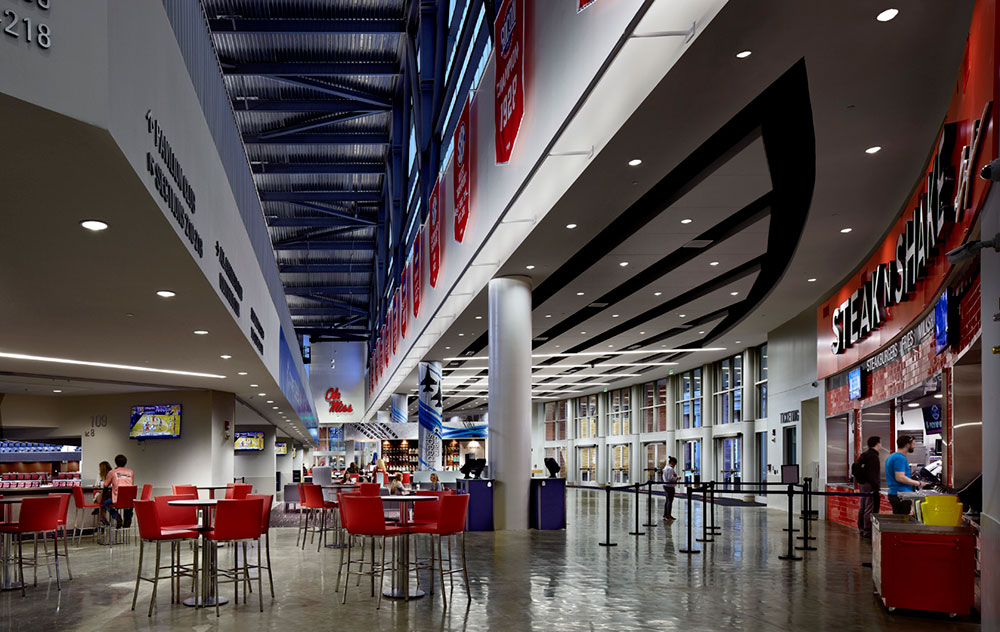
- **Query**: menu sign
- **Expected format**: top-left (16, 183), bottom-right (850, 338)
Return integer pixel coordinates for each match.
top-left (494, 0), bottom-right (524, 164)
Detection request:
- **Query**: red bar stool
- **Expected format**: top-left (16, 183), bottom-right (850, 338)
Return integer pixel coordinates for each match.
top-left (106, 486), bottom-right (138, 546)
top-left (71, 486), bottom-right (101, 546)
top-left (140, 484), bottom-right (153, 500)
top-left (0, 496), bottom-right (62, 596)
top-left (301, 484), bottom-right (337, 551)
top-left (409, 494), bottom-right (470, 609)
top-left (48, 493), bottom-right (73, 580)
top-left (131, 500), bottom-right (200, 616)
top-left (225, 483), bottom-right (252, 500)
top-left (246, 494), bottom-right (275, 599)
top-left (154, 495), bottom-right (199, 531)
top-left (295, 483), bottom-right (308, 547)
top-left (358, 483), bottom-right (381, 496)
top-left (203, 498), bottom-right (265, 617)
top-left (172, 484), bottom-right (198, 497)
top-left (337, 495), bottom-right (405, 609)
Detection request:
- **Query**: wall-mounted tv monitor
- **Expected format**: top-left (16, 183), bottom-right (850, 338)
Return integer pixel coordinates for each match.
top-left (848, 367), bottom-right (864, 401)
top-left (130, 404), bottom-right (182, 439)
top-left (922, 404), bottom-right (944, 435)
top-left (275, 442), bottom-right (288, 456)
top-left (235, 431), bottom-right (265, 451)
top-left (934, 290), bottom-right (950, 355)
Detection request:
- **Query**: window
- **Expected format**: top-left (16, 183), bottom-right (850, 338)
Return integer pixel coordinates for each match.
top-left (544, 447), bottom-right (567, 479)
top-left (676, 368), bottom-right (702, 429)
top-left (610, 444), bottom-right (630, 484)
top-left (756, 431), bottom-right (767, 484)
top-left (715, 355), bottom-right (743, 424)
top-left (609, 388), bottom-right (630, 435)
top-left (783, 426), bottom-right (797, 465)
top-left (640, 379), bottom-right (668, 433)
top-left (756, 344), bottom-right (768, 419)
top-left (576, 395), bottom-right (598, 439)
top-left (578, 446), bottom-right (597, 482)
top-left (544, 400), bottom-right (568, 441)
top-left (645, 442), bottom-right (668, 481)
top-left (682, 439), bottom-right (702, 480)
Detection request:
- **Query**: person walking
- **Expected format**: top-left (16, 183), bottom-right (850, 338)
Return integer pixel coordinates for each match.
top-left (662, 457), bottom-right (679, 521)
top-left (885, 435), bottom-right (925, 515)
top-left (855, 436), bottom-right (882, 538)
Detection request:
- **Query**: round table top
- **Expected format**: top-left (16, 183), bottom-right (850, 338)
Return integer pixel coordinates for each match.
top-left (168, 499), bottom-right (218, 506)
top-left (381, 495), bottom-right (437, 503)
top-left (322, 483), bottom-right (359, 488)
top-left (0, 498), bottom-right (23, 504)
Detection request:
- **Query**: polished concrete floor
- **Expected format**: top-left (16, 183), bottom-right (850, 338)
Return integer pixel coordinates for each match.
top-left (0, 489), bottom-right (981, 631)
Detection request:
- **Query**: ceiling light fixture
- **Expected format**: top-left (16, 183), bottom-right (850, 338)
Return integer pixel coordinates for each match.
top-left (52, 389), bottom-right (62, 393)
top-left (680, 218), bottom-right (693, 224)
top-left (840, 227), bottom-right (853, 233)
top-left (619, 261), bottom-right (629, 267)
top-left (266, 400), bottom-right (274, 404)
top-left (0, 351), bottom-right (227, 379)
top-left (250, 384), bottom-right (259, 388)
top-left (193, 330), bottom-right (209, 335)
top-left (709, 261), bottom-right (719, 266)
top-left (458, 333), bottom-right (465, 337)
top-left (807, 278), bottom-right (817, 283)
top-left (258, 392), bottom-right (266, 396)
top-left (475, 315), bottom-right (483, 320)
top-left (876, 8), bottom-right (898, 22)
top-left (736, 50), bottom-right (752, 59)
top-left (907, 402), bottom-right (920, 408)
top-left (679, 314), bottom-right (686, 318)
top-left (612, 314), bottom-right (619, 318)
top-left (566, 223), bottom-right (577, 229)
top-left (628, 159), bottom-right (642, 166)
top-left (545, 314), bottom-right (552, 318)
top-left (237, 371), bottom-right (248, 376)
top-left (865, 146), bottom-right (882, 154)
top-left (698, 331), bottom-right (705, 335)
top-left (730, 291), bottom-right (739, 296)
top-left (80, 220), bottom-right (108, 231)
top-left (576, 292), bottom-right (585, 296)
top-left (933, 394), bottom-right (942, 399)
top-left (220, 355), bottom-right (232, 360)
top-left (525, 265), bottom-right (535, 270)
top-left (654, 292), bottom-right (662, 297)
top-left (156, 290), bottom-right (176, 298)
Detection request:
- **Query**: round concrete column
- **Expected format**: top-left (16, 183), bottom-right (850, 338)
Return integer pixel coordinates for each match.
top-left (488, 276), bottom-right (533, 530)
top-left (418, 361), bottom-right (443, 470)
top-left (390, 393), bottom-right (409, 423)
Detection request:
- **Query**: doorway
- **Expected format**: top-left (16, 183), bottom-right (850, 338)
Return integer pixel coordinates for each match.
top-left (716, 436), bottom-right (742, 489)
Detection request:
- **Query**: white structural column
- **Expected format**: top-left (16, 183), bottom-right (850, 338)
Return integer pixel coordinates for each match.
top-left (488, 276), bottom-right (533, 530)
top-left (390, 394), bottom-right (409, 423)
top-left (417, 362), bottom-right (443, 471)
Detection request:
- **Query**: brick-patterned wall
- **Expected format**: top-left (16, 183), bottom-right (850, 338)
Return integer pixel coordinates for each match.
top-left (827, 484), bottom-right (892, 529)
top-left (957, 271), bottom-right (981, 351)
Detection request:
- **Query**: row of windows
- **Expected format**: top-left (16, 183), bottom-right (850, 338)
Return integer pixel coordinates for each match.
top-left (543, 346), bottom-right (768, 439)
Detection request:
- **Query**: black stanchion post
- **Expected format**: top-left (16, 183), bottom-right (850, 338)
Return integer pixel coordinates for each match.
top-left (708, 482), bottom-right (721, 534)
top-left (695, 485), bottom-right (714, 543)
top-left (778, 484), bottom-right (803, 561)
top-left (598, 485), bottom-right (617, 547)
top-left (678, 485), bottom-right (700, 554)
top-left (629, 482), bottom-right (645, 536)
top-left (643, 480), bottom-right (657, 528)
top-left (796, 483), bottom-right (817, 551)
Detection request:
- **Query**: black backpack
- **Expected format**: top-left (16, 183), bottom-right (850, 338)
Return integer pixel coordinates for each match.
top-left (851, 458), bottom-right (865, 480)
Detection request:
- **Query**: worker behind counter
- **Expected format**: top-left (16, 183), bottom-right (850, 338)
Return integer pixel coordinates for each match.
top-left (885, 434), bottom-right (926, 515)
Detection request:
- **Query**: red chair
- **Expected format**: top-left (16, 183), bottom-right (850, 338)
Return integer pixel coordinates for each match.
top-left (246, 494), bottom-right (275, 598)
top-left (71, 485), bottom-right (101, 546)
top-left (337, 495), bottom-right (405, 608)
top-left (203, 498), bottom-right (265, 617)
top-left (300, 484), bottom-right (337, 551)
top-left (402, 472), bottom-right (411, 485)
top-left (0, 496), bottom-right (62, 596)
top-left (48, 493), bottom-right (73, 580)
top-left (295, 483), bottom-right (307, 547)
top-left (172, 484), bottom-right (198, 497)
top-left (409, 494), bottom-right (470, 609)
top-left (107, 485), bottom-right (138, 546)
top-left (349, 473), bottom-right (360, 483)
top-left (131, 500), bottom-right (200, 617)
top-left (359, 483), bottom-right (381, 497)
top-left (225, 483), bottom-right (252, 500)
top-left (140, 484), bottom-right (153, 500)
top-left (154, 495), bottom-right (199, 531)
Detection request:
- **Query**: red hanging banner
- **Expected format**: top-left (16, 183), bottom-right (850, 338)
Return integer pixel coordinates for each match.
top-left (400, 264), bottom-right (408, 339)
top-left (494, 0), bottom-right (524, 164)
top-left (428, 177), bottom-right (443, 287)
top-left (578, 0), bottom-right (596, 11)
top-left (412, 236), bottom-right (422, 318)
top-left (454, 96), bottom-right (473, 242)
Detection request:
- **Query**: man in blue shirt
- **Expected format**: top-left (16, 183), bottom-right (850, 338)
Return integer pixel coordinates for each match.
top-left (885, 434), bottom-right (925, 515)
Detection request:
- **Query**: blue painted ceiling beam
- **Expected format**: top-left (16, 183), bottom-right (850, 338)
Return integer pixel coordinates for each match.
top-left (221, 61), bottom-right (400, 76)
top-left (207, 18), bottom-right (407, 34)
top-left (284, 202), bottom-right (379, 225)
top-left (259, 191), bottom-right (383, 203)
top-left (279, 263), bottom-right (372, 274)
top-left (266, 76), bottom-right (393, 109)
top-left (252, 162), bottom-right (384, 175)
top-left (286, 286), bottom-right (370, 296)
top-left (268, 217), bottom-right (377, 228)
top-left (272, 241), bottom-right (375, 251)
top-left (244, 132), bottom-right (390, 145)
top-left (253, 111), bottom-right (379, 141)
top-left (232, 100), bottom-right (390, 113)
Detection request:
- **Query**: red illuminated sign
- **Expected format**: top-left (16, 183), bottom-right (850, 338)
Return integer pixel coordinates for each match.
top-left (325, 388), bottom-right (354, 414)
top-left (494, 0), bottom-right (524, 164)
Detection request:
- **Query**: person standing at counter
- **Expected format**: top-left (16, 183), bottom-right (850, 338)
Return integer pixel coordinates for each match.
top-left (855, 436), bottom-right (882, 538)
top-left (662, 457), bottom-right (679, 521)
top-left (885, 435), bottom-right (925, 515)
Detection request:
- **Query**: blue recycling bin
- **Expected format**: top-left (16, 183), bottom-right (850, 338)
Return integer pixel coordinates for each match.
top-left (529, 477), bottom-right (566, 530)
top-left (458, 478), bottom-right (494, 531)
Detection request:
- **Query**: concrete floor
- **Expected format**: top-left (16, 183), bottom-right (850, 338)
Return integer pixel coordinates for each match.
top-left (0, 489), bottom-right (981, 631)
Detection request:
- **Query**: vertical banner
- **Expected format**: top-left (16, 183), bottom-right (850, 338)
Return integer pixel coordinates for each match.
top-left (400, 264), bottom-right (409, 339)
top-left (578, 0), bottom-right (596, 11)
top-left (417, 361), bottom-right (444, 471)
top-left (412, 237), bottom-right (422, 317)
top-left (494, 0), bottom-right (524, 164)
top-left (390, 393), bottom-right (408, 424)
top-left (428, 177), bottom-right (442, 287)
top-left (454, 97), bottom-right (473, 242)
top-left (391, 291), bottom-right (399, 355)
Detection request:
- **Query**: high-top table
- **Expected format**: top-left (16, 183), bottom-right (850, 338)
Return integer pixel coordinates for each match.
top-left (168, 499), bottom-right (227, 607)
top-left (381, 495), bottom-right (436, 600)
top-left (0, 498), bottom-right (24, 591)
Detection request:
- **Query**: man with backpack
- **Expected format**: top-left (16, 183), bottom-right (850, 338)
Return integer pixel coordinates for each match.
top-left (854, 436), bottom-right (882, 538)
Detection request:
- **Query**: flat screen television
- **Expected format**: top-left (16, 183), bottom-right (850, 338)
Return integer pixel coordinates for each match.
top-left (129, 404), bottom-right (181, 439)
top-left (922, 404), bottom-right (944, 435)
top-left (275, 442), bottom-right (288, 456)
top-left (848, 366), bottom-right (864, 400)
top-left (934, 290), bottom-right (950, 355)
top-left (234, 431), bottom-right (265, 451)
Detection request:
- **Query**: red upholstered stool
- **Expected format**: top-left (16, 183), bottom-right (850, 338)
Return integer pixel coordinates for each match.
top-left (0, 496), bottom-right (62, 596)
top-left (203, 498), bottom-right (265, 617)
top-left (131, 500), bottom-right (199, 616)
top-left (71, 485), bottom-right (101, 546)
top-left (409, 494), bottom-right (471, 609)
top-left (337, 495), bottom-right (405, 609)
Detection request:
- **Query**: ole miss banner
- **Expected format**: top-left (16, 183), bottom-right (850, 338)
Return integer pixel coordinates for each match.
top-left (454, 97), bottom-right (472, 242)
top-left (578, 0), bottom-right (596, 10)
top-left (428, 177), bottom-right (443, 287)
top-left (494, 0), bottom-right (524, 164)
top-left (412, 237), bottom-right (422, 318)
top-left (400, 265), bottom-right (408, 339)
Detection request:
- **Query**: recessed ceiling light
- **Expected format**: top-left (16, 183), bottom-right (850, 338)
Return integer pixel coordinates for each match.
top-left (607, 344), bottom-right (614, 348)
top-left (266, 400), bottom-right (274, 404)
top-left (156, 290), bottom-right (176, 298)
top-left (475, 315), bottom-right (483, 320)
top-left (576, 292), bottom-right (585, 296)
top-left (250, 383), bottom-right (259, 388)
top-left (730, 291), bottom-right (739, 296)
top-left (525, 265), bottom-right (535, 270)
top-left (735, 340), bottom-right (741, 344)
top-left (735, 50), bottom-right (752, 59)
top-left (698, 331), bottom-right (705, 335)
top-left (612, 314), bottom-right (619, 318)
top-left (933, 394), bottom-right (942, 399)
top-left (876, 8), bottom-right (898, 22)
top-left (220, 355), bottom-right (232, 360)
top-left (545, 314), bottom-right (552, 318)
top-left (679, 314), bottom-right (686, 318)
top-left (619, 261), bottom-right (629, 267)
top-left (80, 220), bottom-right (108, 231)
top-left (52, 389), bottom-right (62, 393)
top-left (580, 332), bottom-right (587, 335)
top-left (639, 331), bottom-right (645, 335)
top-left (238, 371), bottom-right (248, 376)
top-left (566, 223), bottom-right (577, 229)
top-left (654, 292), bottom-right (662, 297)
top-left (193, 330), bottom-right (209, 335)
top-left (907, 402), bottom-right (920, 408)
top-left (840, 227), bottom-right (853, 233)
top-left (445, 346), bottom-right (451, 350)
top-left (458, 333), bottom-right (465, 337)
top-left (628, 159), bottom-right (642, 167)
top-left (807, 278), bottom-right (817, 283)
top-left (680, 218), bottom-right (693, 224)
top-left (272, 406), bottom-right (279, 410)
top-left (258, 392), bottom-right (266, 396)
top-left (865, 146), bottom-right (882, 154)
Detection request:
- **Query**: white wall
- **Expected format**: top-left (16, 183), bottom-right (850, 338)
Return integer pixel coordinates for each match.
top-left (310, 341), bottom-right (366, 423)
top-left (234, 400), bottom-right (276, 495)
top-left (275, 433), bottom-right (294, 499)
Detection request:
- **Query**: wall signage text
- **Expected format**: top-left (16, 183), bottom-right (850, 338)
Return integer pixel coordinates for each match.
top-left (145, 111), bottom-right (203, 257)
